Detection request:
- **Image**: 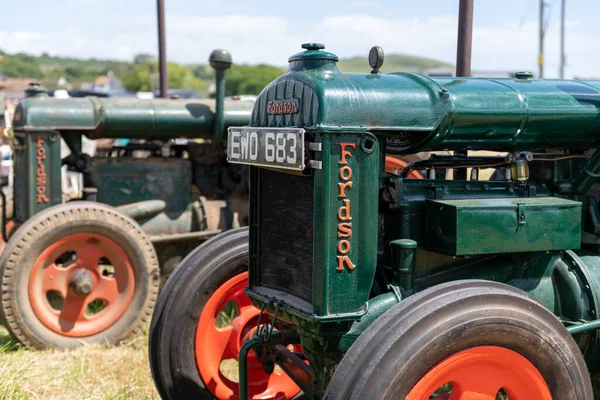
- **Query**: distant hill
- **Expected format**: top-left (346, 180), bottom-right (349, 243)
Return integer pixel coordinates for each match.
top-left (337, 53), bottom-right (452, 74)
top-left (0, 49), bottom-right (452, 94)
top-left (0, 49), bottom-right (132, 87)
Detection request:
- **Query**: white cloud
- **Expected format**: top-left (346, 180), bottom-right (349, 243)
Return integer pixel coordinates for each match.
top-left (0, 14), bottom-right (597, 78)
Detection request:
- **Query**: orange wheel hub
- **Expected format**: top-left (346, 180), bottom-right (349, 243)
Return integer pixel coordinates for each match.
top-left (406, 346), bottom-right (552, 400)
top-left (195, 272), bottom-right (302, 400)
top-left (29, 233), bottom-right (135, 337)
top-left (385, 156), bottom-right (423, 179)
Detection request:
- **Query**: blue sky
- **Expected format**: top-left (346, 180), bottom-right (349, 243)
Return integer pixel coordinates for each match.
top-left (2, 0), bottom-right (600, 78)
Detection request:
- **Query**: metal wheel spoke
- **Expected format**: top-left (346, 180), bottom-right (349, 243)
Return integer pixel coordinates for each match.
top-left (229, 287), bottom-right (253, 309)
top-left (454, 381), bottom-right (501, 400)
top-left (211, 324), bottom-right (237, 360)
top-left (237, 304), bottom-right (260, 323)
top-left (75, 246), bottom-right (101, 269)
top-left (40, 264), bottom-right (70, 297)
top-left (59, 295), bottom-right (90, 327)
top-left (228, 306), bottom-right (260, 356)
top-left (94, 276), bottom-right (119, 302)
top-left (457, 391), bottom-right (496, 400)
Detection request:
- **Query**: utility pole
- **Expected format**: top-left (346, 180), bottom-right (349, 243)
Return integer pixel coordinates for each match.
top-left (539, 0), bottom-right (544, 79)
top-left (456, 0), bottom-right (473, 77)
top-left (454, 0), bottom-right (474, 181)
top-left (157, 0), bottom-right (168, 98)
top-left (560, 0), bottom-right (566, 78)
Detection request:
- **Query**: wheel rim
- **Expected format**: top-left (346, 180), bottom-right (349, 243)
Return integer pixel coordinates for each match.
top-left (406, 346), bottom-right (552, 400)
top-left (29, 233), bottom-right (135, 337)
top-left (384, 156), bottom-right (423, 179)
top-left (195, 272), bottom-right (302, 400)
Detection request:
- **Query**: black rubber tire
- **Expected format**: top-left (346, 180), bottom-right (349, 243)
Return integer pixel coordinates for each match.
top-left (149, 227), bottom-right (249, 400)
top-left (0, 201), bottom-right (160, 349)
top-left (325, 280), bottom-right (593, 400)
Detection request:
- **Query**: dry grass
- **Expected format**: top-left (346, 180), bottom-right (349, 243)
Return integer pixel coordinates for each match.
top-left (0, 326), bottom-right (158, 400)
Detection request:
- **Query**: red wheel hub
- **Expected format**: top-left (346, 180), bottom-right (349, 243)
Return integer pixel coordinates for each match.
top-left (406, 346), bottom-right (552, 400)
top-left (29, 233), bottom-right (135, 337)
top-left (195, 272), bottom-right (302, 400)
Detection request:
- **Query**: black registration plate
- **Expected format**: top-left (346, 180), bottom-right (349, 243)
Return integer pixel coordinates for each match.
top-left (227, 127), bottom-right (305, 171)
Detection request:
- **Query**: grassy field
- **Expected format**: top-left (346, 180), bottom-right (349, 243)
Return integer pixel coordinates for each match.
top-left (0, 326), bottom-right (158, 400)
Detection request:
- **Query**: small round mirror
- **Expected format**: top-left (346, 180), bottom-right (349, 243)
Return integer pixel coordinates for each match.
top-left (369, 46), bottom-right (384, 73)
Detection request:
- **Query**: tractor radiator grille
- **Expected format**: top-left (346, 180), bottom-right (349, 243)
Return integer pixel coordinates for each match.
top-left (14, 150), bottom-right (26, 222)
top-left (257, 169), bottom-right (314, 304)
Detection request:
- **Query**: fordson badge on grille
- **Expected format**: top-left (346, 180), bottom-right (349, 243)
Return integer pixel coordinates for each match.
top-left (227, 127), bottom-right (305, 171)
top-left (267, 99), bottom-right (299, 115)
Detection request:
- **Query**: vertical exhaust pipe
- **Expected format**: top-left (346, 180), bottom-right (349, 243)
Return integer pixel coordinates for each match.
top-left (157, 0), bottom-right (168, 98)
top-left (454, 0), bottom-right (474, 180)
top-left (209, 49), bottom-right (232, 148)
top-left (456, 0), bottom-right (474, 78)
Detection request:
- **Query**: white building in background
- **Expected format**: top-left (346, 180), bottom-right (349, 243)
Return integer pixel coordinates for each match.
top-left (90, 72), bottom-right (128, 95)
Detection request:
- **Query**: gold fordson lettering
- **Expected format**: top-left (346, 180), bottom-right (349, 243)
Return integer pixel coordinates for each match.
top-left (36, 136), bottom-right (49, 204)
top-left (337, 143), bottom-right (356, 271)
top-left (267, 99), bottom-right (299, 115)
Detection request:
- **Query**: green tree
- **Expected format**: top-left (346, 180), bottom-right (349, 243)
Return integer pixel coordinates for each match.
top-left (122, 61), bottom-right (206, 92)
top-left (224, 64), bottom-right (284, 96)
top-left (191, 64), bottom-right (214, 81)
top-left (0, 50), bottom-right (43, 78)
top-left (133, 53), bottom-right (155, 64)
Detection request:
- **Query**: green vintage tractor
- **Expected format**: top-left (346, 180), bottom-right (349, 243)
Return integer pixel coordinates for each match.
top-left (0, 49), bottom-right (256, 349)
top-left (150, 43), bottom-right (600, 399)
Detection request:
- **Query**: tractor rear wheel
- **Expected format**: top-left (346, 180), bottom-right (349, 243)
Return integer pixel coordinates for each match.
top-left (149, 227), bottom-right (303, 400)
top-left (0, 201), bottom-right (159, 349)
top-left (325, 280), bottom-right (593, 400)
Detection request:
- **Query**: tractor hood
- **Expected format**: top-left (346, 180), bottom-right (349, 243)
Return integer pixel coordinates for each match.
top-left (251, 43), bottom-right (600, 153)
top-left (12, 89), bottom-right (254, 140)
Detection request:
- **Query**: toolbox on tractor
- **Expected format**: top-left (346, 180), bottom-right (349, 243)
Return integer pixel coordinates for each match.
top-left (424, 197), bottom-right (582, 255)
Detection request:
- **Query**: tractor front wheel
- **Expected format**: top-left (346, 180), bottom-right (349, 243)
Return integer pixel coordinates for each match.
top-left (0, 202), bottom-right (159, 349)
top-left (149, 227), bottom-right (303, 400)
top-left (325, 280), bottom-right (593, 400)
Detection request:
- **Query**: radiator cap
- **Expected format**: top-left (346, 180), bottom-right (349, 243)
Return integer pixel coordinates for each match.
top-left (24, 81), bottom-right (48, 98)
top-left (289, 43), bottom-right (339, 63)
top-left (515, 71), bottom-right (534, 80)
